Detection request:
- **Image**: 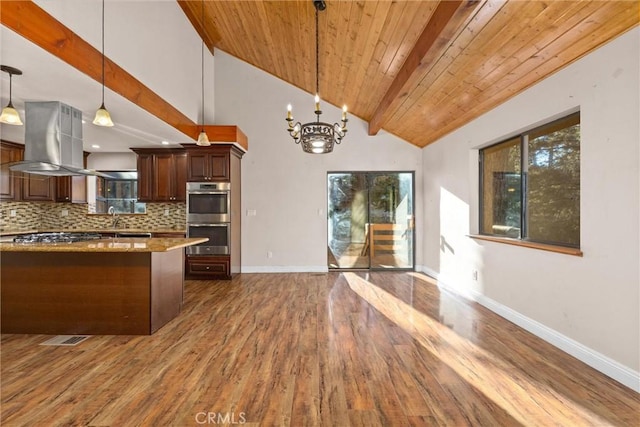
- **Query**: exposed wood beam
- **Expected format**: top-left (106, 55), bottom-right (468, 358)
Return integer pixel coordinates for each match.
top-left (0, 1), bottom-right (199, 139)
top-left (1, 0), bottom-right (247, 150)
top-left (201, 125), bottom-right (248, 152)
top-left (368, 0), bottom-right (477, 136)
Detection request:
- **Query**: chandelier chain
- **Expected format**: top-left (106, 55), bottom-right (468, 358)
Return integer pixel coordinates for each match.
top-left (315, 5), bottom-right (319, 98)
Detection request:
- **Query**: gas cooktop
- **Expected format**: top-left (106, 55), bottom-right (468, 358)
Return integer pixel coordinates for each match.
top-left (13, 232), bottom-right (103, 244)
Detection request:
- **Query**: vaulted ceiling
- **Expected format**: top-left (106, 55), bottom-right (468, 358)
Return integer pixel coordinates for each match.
top-left (1, 1), bottom-right (638, 151)
top-left (181, 0), bottom-right (638, 148)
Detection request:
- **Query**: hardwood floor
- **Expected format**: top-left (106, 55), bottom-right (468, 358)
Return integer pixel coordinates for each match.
top-left (1, 272), bottom-right (638, 426)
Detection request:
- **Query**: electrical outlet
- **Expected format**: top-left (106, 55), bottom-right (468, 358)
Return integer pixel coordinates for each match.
top-left (247, 209), bottom-right (257, 216)
top-left (9, 210), bottom-right (16, 217)
top-left (267, 251), bottom-right (273, 258)
top-left (61, 209), bottom-right (69, 217)
top-left (472, 270), bottom-right (478, 281)
top-left (164, 209), bottom-right (170, 216)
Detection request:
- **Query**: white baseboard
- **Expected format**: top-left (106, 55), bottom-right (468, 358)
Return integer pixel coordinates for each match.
top-left (419, 266), bottom-right (640, 393)
top-left (241, 266), bottom-right (329, 273)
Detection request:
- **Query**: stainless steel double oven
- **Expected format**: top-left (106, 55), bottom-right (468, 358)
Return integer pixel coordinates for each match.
top-left (186, 182), bottom-right (231, 255)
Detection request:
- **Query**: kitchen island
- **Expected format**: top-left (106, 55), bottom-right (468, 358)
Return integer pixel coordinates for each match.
top-left (0, 237), bottom-right (207, 335)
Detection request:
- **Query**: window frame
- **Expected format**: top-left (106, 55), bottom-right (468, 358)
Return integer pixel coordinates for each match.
top-left (478, 112), bottom-right (581, 250)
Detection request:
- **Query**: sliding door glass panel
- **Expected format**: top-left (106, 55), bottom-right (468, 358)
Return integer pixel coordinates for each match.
top-left (327, 173), bottom-right (369, 269)
top-left (328, 172), bottom-right (414, 270)
top-left (368, 173), bottom-right (413, 269)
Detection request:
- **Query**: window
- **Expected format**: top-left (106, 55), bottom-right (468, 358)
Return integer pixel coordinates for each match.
top-left (94, 171), bottom-right (146, 214)
top-left (480, 112), bottom-right (580, 248)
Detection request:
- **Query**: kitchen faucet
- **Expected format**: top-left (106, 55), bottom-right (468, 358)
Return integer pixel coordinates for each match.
top-left (108, 206), bottom-right (121, 228)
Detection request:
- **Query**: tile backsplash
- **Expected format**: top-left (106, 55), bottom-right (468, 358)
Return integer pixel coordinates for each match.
top-left (0, 201), bottom-right (185, 231)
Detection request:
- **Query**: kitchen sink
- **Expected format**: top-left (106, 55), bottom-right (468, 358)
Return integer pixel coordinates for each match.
top-left (114, 232), bottom-right (152, 238)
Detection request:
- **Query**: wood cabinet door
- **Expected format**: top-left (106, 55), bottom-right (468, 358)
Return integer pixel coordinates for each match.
top-left (22, 175), bottom-right (55, 201)
top-left (0, 142), bottom-right (23, 200)
top-left (55, 177), bottom-right (72, 202)
top-left (56, 176), bottom-right (87, 203)
top-left (208, 152), bottom-right (230, 181)
top-left (136, 154), bottom-right (154, 202)
top-left (173, 153), bottom-right (187, 201)
top-left (187, 153), bottom-right (209, 181)
top-left (153, 153), bottom-right (174, 201)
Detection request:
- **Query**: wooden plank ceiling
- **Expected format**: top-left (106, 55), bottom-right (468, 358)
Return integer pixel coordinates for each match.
top-left (180, 0), bottom-right (639, 148)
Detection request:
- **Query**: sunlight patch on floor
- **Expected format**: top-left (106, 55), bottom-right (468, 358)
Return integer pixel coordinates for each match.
top-left (343, 272), bottom-right (609, 426)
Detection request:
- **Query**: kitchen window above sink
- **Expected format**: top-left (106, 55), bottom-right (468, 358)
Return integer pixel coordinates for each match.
top-left (87, 171), bottom-right (146, 214)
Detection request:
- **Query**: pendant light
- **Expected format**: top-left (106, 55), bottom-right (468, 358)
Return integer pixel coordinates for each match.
top-left (196, 0), bottom-right (210, 146)
top-left (0, 65), bottom-right (23, 126)
top-left (93, 0), bottom-right (114, 127)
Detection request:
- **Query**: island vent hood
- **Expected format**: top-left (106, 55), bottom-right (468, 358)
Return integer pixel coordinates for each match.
top-left (10, 101), bottom-right (97, 176)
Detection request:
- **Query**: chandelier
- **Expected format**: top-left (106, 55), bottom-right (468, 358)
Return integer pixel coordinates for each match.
top-left (286, 0), bottom-right (347, 154)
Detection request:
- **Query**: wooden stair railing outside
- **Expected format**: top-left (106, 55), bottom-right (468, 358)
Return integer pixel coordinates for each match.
top-left (362, 223), bottom-right (406, 257)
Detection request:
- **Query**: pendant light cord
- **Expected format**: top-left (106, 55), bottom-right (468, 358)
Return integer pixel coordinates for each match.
top-left (101, 0), bottom-right (105, 106)
top-left (201, 0), bottom-right (205, 132)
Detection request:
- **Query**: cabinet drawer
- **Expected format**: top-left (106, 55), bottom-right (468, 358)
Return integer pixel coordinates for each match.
top-left (190, 262), bottom-right (225, 273)
top-left (186, 256), bottom-right (230, 279)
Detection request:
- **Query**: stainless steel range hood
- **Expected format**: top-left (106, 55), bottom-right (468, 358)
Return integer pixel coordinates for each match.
top-left (9, 101), bottom-right (104, 177)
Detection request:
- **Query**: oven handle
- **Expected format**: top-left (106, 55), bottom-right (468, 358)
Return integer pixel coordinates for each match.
top-left (188, 223), bottom-right (229, 227)
top-left (187, 191), bottom-right (230, 195)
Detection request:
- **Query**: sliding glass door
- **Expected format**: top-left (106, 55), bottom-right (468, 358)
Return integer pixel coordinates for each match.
top-left (327, 172), bottom-right (414, 270)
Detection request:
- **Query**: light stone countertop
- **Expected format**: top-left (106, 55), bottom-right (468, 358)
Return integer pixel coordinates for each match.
top-left (0, 228), bottom-right (186, 237)
top-left (0, 237), bottom-right (207, 253)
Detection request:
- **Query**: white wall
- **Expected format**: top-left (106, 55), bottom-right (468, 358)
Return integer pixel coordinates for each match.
top-left (33, 0), bottom-right (213, 125)
top-left (422, 28), bottom-right (639, 389)
top-left (213, 50), bottom-right (423, 272)
top-left (87, 152), bottom-right (136, 171)
top-left (1, 1), bottom-right (213, 151)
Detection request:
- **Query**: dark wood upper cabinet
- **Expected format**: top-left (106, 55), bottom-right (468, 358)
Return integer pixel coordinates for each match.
top-left (131, 148), bottom-right (186, 203)
top-left (183, 146), bottom-right (237, 182)
top-left (136, 153), bottom-right (154, 202)
top-left (185, 151), bottom-right (230, 182)
top-left (2, 140), bottom-right (91, 203)
top-left (0, 141), bottom-right (23, 201)
top-left (174, 153), bottom-right (187, 201)
top-left (22, 174), bottom-right (55, 202)
top-left (153, 152), bottom-right (187, 201)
